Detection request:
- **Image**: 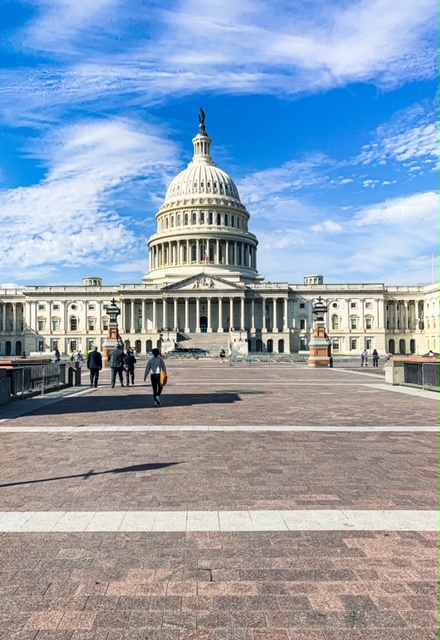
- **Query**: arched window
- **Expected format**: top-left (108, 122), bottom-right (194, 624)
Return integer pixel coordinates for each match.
top-left (184, 213), bottom-right (188, 225)
top-left (200, 212), bottom-right (205, 224)
top-left (70, 316), bottom-right (78, 331)
top-left (177, 214), bottom-right (181, 226)
top-left (278, 339), bottom-right (284, 353)
top-left (191, 245), bottom-right (197, 262)
top-left (410, 339), bottom-right (416, 354)
top-left (331, 315), bottom-right (339, 330)
top-left (192, 212), bottom-right (196, 224)
top-left (399, 339), bottom-right (406, 354)
top-left (225, 214), bottom-right (228, 226)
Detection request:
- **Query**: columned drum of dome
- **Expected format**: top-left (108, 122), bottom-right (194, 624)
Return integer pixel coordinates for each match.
top-left (144, 111), bottom-right (260, 285)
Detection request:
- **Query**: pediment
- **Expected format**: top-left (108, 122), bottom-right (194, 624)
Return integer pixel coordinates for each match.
top-left (163, 273), bottom-right (245, 292)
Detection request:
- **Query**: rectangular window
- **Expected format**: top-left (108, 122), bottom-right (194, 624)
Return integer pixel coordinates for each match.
top-left (350, 338), bottom-right (357, 350)
top-left (38, 320), bottom-right (45, 331)
top-left (300, 319), bottom-right (306, 330)
top-left (366, 339), bottom-right (372, 350)
top-left (299, 303), bottom-right (305, 308)
top-left (350, 318), bottom-right (357, 329)
top-left (53, 304), bottom-right (60, 310)
top-left (89, 305), bottom-right (95, 310)
top-left (300, 338), bottom-right (307, 350)
top-left (332, 338), bottom-right (340, 352)
top-left (365, 318), bottom-right (372, 329)
top-left (51, 340), bottom-right (58, 350)
top-left (365, 302), bottom-right (372, 308)
top-left (88, 319), bottom-right (95, 331)
top-left (350, 302), bottom-right (357, 308)
top-left (52, 319), bottom-right (60, 331)
top-left (38, 341), bottom-right (44, 351)
top-left (102, 320), bottom-right (109, 330)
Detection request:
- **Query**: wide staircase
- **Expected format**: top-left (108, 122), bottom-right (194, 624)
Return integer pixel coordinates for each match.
top-left (176, 332), bottom-right (231, 356)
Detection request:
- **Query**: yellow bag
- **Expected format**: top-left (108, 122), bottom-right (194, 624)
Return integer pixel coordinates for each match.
top-left (160, 370), bottom-right (168, 386)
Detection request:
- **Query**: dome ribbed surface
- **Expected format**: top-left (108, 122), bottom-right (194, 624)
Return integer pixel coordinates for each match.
top-left (165, 165), bottom-right (241, 202)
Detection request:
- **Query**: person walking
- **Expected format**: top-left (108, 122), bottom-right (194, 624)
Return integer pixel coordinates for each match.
top-left (372, 349), bottom-right (379, 367)
top-left (361, 349), bottom-right (368, 366)
top-left (125, 349), bottom-right (137, 385)
top-left (144, 348), bottom-right (167, 406)
top-left (108, 344), bottom-right (126, 388)
top-left (86, 346), bottom-right (102, 387)
top-left (54, 348), bottom-right (61, 363)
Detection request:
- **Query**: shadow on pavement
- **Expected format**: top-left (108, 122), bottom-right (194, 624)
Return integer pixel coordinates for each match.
top-left (7, 392), bottom-right (242, 418)
top-left (0, 461), bottom-right (183, 489)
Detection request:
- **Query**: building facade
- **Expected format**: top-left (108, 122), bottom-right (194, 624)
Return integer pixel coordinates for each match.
top-left (0, 115), bottom-right (438, 358)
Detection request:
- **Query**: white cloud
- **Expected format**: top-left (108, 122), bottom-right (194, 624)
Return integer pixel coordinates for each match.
top-left (0, 118), bottom-right (179, 279)
top-left (311, 220), bottom-right (344, 233)
top-left (353, 191), bottom-right (438, 226)
top-left (0, 0), bottom-right (437, 127)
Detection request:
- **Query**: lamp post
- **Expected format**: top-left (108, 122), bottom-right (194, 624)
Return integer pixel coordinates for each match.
top-left (308, 296), bottom-right (333, 368)
top-left (102, 298), bottom-right (122, 365)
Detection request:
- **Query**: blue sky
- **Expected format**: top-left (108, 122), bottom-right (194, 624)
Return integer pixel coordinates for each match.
top-left (0, 0), bottom-right (438, 287)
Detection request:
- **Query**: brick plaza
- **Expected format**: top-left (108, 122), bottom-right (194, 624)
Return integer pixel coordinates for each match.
top-left (0, 360), bottom-right (438, 639)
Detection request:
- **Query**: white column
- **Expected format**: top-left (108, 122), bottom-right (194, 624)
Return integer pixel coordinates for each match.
top-left (185, 298), bottom-right (190, 332)
top-left (141, 298), bottom-right (147, 333)
top-left (207, 297), bottom-right (212, 332)
top-left (173, 298), bottom-right (178, 331)
top-left (196, 298), bottom-right (201, 332)
top-left (218, 297), bottom-right (224, 332)
top-left (216, 239), bottom-right (220, 264)
top-left (152, 299), bottom-right (157, 331)
top-left (394, 301), bottom-right (398, 330)
top-left (162, 298), bottom-right (168, 329)
top-left (273, 298), bottom-right (278, 332)
top-left (240, 298), bottom-right (245, 330)
top-left (262, 297), bottom-right (267, 332)
top-left (404, 301), bottom-right (408, 329)
top-left (130, 300), bottom-right (135, 333)
top-left (226, 241), bottom-right (230, 265)
top-left (2, 303), bottom-right (6, 332)
top-left (283, 298), bottom-right (289, 331)
top-left (229, 298), bottom-right (234, 330)
top-left (12, 303), bottom-right (17, 333)
top-left (359, 299), bottom-right (364, 331)
top-left (251, 298), bottom-right (255, 332)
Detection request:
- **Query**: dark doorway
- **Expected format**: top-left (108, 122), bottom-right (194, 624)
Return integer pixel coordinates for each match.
top-left (200, 315), bottom-right (208, 333)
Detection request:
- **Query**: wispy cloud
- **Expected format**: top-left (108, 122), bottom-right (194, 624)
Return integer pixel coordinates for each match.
top-left (0, 118), bottom-right (179, 281)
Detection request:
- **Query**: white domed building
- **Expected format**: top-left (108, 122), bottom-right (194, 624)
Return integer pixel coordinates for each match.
top-left (0, 112), bottom-right (438, 359)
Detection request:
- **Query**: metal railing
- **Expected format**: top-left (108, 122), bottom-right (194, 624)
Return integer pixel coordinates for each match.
top-left (404, 362), bottom-right (439, 391)
top-left (7, 363), bottom-right (79, 398)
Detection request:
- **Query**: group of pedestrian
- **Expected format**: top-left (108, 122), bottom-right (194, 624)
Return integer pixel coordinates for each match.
top-left (361, 349), bottom-right (380, 367)
top-left (87, 345), bottom-right (167, 406)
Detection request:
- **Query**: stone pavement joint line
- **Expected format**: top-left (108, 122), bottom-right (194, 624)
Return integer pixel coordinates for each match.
top-left (0, 509), bottom-right (437, 532)
top-left (0, 425), bottom-right (437, 432)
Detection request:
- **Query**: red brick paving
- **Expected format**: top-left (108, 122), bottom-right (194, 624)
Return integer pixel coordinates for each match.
top-left (0, 362), bottom-right (438, 638)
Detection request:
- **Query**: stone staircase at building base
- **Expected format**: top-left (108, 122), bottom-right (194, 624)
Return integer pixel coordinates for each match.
top-left (177, 332), bottom-right (231, 356)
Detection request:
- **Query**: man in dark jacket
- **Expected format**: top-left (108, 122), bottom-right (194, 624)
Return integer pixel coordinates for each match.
top-left (86, 346), bottom-right (102, 388)
top-left (124, 349), bottom-right (137, 385)
top-left (108, 345), bottom-right (126, 388)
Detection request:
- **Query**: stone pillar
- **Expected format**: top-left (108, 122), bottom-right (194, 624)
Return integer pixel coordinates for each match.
top-left (152, 299), bottom-right (157, 331)
top-left (142, 299), bottom-right (147, 332)
top-left (185, 298), bottom-right (190, 332)
top-left (196, 298), bottom-right (201, 332)
top-left (273, 298), bottom-right (278, 332)
top-left (262, 297), bottom-right (267, 332)
top-left (173, 298), bottom-right (178, 331)
top-left (162, 298), bottom-right (168, 329)
top-left (12, 303), bottom-right (17, 333)
top-left (283, 298), bottom-right (289, 331)
top-left (207, 297), bottom-right (212, 332)
top-left (218, 297), bottom-right (224, 332)
top-left (404, 301), bottom-right (408, 329)
top-left (240, 298), bottom-right (245, 330)
top-left (216, 239), bottom-right (220, 264)
top-left (229, 298), bottom-right (234, 330)
top-left (394, 302), bottom-right (398, 330)
top-left (251, 298), bottom-right (255, 332)
top-left (2, 303), bottom-right (6, 332)
top-left (130, 300), bottom-right (135, 333)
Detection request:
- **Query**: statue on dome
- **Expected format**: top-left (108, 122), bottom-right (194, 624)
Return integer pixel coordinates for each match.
top-left (198, 107), bottom-right (206, 134)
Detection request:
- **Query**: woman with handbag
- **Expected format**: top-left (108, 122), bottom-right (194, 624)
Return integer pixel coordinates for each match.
top-left (144, 348), bottom-right (167, 406)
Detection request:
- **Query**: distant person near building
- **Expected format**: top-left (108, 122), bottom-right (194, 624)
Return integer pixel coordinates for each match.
top-left (361, 350), bottom-right (368, 366)
top-left (372, 349), bottom-right (379, 367)
top-left (144, 348), bottom-right (167, 406)
top-left (108, 345), bottom-right (126, 388)
top-left (125, 349), bottom-right (137, 385)
top-left (219, 348), bottom-right (226, 363)
top-left (87, 346), bottom-right (103, 388)
top-left (54, 348), bottom-right (61, 363)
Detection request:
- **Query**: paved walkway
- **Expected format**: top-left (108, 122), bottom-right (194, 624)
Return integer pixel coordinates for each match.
top-left (0, 361), bottom-right (438, 639)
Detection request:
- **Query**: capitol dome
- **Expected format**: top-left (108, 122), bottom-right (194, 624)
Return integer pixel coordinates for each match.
top-left (144, 110), bottom-right (259, 285)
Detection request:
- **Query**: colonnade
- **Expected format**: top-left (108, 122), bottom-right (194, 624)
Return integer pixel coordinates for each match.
top-left (149, 238), bottom-right (257, 271)
top-left (121, 295), bottom-right (290, 334)
top-left (0, 303), bottom-right (24, 332)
